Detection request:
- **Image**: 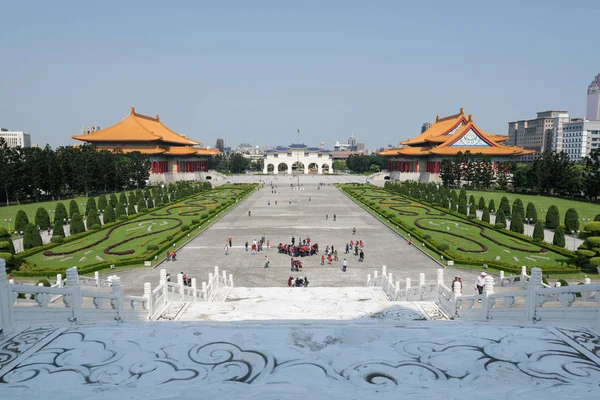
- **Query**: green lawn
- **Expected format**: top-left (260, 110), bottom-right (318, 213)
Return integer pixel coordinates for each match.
top-left (0, 196), bottom-right (90, 231)
top-left (465, 190), bottom-right (600, 223)
top-left (24, 186), bottom-right (251, 271)
top-left (342, 186), bottom-right (570, 270)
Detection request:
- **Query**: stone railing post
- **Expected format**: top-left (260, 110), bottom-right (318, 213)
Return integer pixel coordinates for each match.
top-left (177, 273), bottom-right (184, 300)
top-left (367, 274), bottom-right (371, 286)
top-left (214, 266), bottom-right (219, 290)
top-left (0, 259), bottom-right (15, 332)
top-left (555, 282), bottom-right (561, 287)
top-left (94, 271), bottom-right (100, 287)
top-left (222, 271), bottom-right (227, 284)
top-left (202, 282), bottom-right (207, 301)
top-left (191, 278), bottom-right (198, 302)
top-left (143, 282), bottom-right (152, 318)
top-left (582, 277), bottom-right (592, 301)
top-left (481, 275), bottom-right (495, 321)
top-left (66, 267), bottom-right (82, 324)
top-left (436, 268), bottom-right (444, 295)
top-left (111, 276), bottom-right (124, 322)
top-left (56, 273), bottom-right (63, 288)
top-left (382, 265), bottom-right (386, 278)
top-left (229, 274), bottom-right (233, 287)
top-left (418, 273), bottom-right (425, 299)
top-left (525, 267), bottom-right (543, 323)
top-left (160, 269), bottom-right (168, 303)
top-left (520, 266), bottom-right (528, 286)
top-left (394, 281), bottom-right (400, 300)
top-left (499, 271), bottom-right (504, 287)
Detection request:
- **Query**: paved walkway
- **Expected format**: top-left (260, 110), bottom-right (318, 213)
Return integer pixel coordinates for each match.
top-left (112, 176), bottom-right (480, 295)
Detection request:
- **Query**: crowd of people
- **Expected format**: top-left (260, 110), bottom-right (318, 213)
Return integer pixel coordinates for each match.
top-left (165, 251), bottom-right (177, 261)
top-left (288, 276), bottom-right (309, 287)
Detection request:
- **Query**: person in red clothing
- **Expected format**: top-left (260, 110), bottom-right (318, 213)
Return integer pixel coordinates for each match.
top-left (166, 251), bottom-right (171, 261)
top-left (321, 255), bottom-right (325, 265)
top-left (359, 240), bottom-right (363, 248)
top-left (171, 251), bottom-right (177, 261)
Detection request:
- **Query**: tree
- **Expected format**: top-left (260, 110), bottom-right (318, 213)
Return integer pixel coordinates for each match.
top-left (495, 209), bottom-right (506, 228)
top-left (23, 223), bottom-right (42, 250)
top-left (526, 202), bottom-right (537, 224)
top-left (70, 212), bottom-right (86, 235)
top-left (109, 193), bottom-right (118, 207)
top-left (553, 226), bottom-right (566, 247)
top-left (87, 208), bottom-right (102, 228)
top-left (545, 205), bottom-right (560, 229)
top-left (137, 197), bottom-right (146, 212)
top-left (495, 161), bottom-right (514, 190)
top-left (97, 194), bottom-right (108, 212)
top-left (119, 192), bottom-right (127, 205)
top-left (478, 196), bottom-right (485, 210)
top-left (55, 202), bottom-right (68, 224)
top-left (14, 209), bottom-right (29, 232)
top-left (52, 219), bottom-right (65, 238)
top-left (595, 214), bottom-right (600, 221)
top-left (564, 208), bottom-right (580, 233)
top-left (512, 198), bottom-right (524, 220)
top-left (127, 202), bottom-right (137, 216)
top-left (103, 205), bottom-right (116, 223)
top-left (85, 197), bottom-right (97, 216)
top-left (450, 190), bottom-right (458, 204)
top-left (115, 202), bottom-right (127, 218)
top-left (451, 198), bottom-right (458, 212)
top-left (34, 207), bottom-right (51, 230)
top-left (482, 206), bottom-right (490, 223)
top-left (147, 198), bottom-right (154, 208)
top-left (458, 198), bottom-right (468, 216)
top-left (499, 196), bottom-right (511, 216)
top-left (510, 212), bottom-right (524, 234)
top-left (488, 199), bottom-right (496, 213)
top-left (533, 221), bottom-right (545, 240)
top-left (469, 195), bottom-right (476, 208)
top-left (69, 200), bottom-right (80, 219)
top-left (0, 227), bottom-right (15, 254)
top-left (512, 164), bottom-right (531, 191)
top-left (332, 160), bottom-right (346, 172)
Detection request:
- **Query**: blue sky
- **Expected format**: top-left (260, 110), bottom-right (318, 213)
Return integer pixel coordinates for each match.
top-left (1, 0), bottom-right (599, 150)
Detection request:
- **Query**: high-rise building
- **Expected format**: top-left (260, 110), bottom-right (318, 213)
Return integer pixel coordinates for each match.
top-left (559, 119), bottom-right (600, 162)
top-left (551, 112), bottom-right (572, 153)
top-left (82, 126), bottom-right (100, 135)
top-left (216, 138), bottom-right (225, 152)
top-left (0, 128), bottom-right (31, 148)
top-left (348, 135), bottom-right (357, 151)
top-left (507, 110), bottom-right (568, 161)
top-left (421, 122), bottom-right (431, 133)
top-left (586, 73), bottom-right (600, 121)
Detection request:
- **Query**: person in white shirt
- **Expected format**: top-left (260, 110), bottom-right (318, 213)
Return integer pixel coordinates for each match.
top-left (342, 259), bottom-right (348, 272)
top-left (475, 272), bottom-right (487, 294)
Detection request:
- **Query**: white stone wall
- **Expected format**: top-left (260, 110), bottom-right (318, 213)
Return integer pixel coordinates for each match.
top-left (263, 151), bottom-right (332, 174)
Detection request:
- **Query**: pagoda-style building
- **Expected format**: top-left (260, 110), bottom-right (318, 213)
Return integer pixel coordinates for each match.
top-left (379, 108), bottom-right (533, 182)
top-left (72, 107), bottom-right (219, 183)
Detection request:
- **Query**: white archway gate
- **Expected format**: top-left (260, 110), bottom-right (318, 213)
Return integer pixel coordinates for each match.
top-left (263, 145), bottom-right (332, 175)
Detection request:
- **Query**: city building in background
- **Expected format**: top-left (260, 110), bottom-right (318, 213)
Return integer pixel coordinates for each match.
top-left (215, 138), bottom-right (224, 152)
top-left (421, 122), bottom-right (432, 133)
top-left (381, 108), bottom-right (532, 182)
top-left (586, 73), bottom-right (600, 121)
top-left (348, 135), bottom-right (357, 151)
top-left (72, 107), bottom-right (218, 183)
top-left (557, 119), bottom-right (600, 162)
top-left (507, 110), bottom-right (568, 162)
top-left (81, 126), bottom-right (101, 135)
top-left (0, 128), bottom-right (31, 148)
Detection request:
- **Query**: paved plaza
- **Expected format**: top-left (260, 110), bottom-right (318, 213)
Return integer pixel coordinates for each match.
top-left (112, 175), bottom-right (482, 295)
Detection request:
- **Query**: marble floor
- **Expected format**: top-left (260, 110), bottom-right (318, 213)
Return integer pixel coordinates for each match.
top-left (1, 321), bottom-right (599, 400)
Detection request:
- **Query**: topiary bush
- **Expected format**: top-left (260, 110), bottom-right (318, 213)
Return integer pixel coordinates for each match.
top-left (499, 196), bottom-right (511, 216)
top-left (495, 209), bottom-right (506, 228)
top-left (98, 194), bottom-right (108, 212)
top-left (166, 235), bottom-right (174, 241)
top-left (69, 200), bottom-right (80, 219)
top-left (191, 219), bottom-right (200, 225)
top-left (510, 210), bottom-right (524, 234)
top-left (478, 196), bottom-right (486, 210)
top-left (109, 193), bottom-right (118, 207)
top-left (201, 212), bottom-right (209, 218)
top-left (87, 208), bottom-right (102, 228)
top-left (14, 209), bottom-right (29, 232)
top-left (34, 207), bottom-right (51, 230)
top-left (127, 202), bottom-right (136, 216)
top-left (495, 222), bottom-right (506, 229)
top-left (512, 198), bottom-right (524, 220)
top-left (437, 243), bottom-right (449, 251)
top-left (545, 205), bottom-right (560, 229)
top-left (103, 205), bottom-right (116, 224)
top-left (50, 236), bottom-right (64, 243)
top-left (181, 225), bottom-right (190, 232)
top-left (0, 227), bottom-right (15, 254)
top-left (564, 208), bottom-right (579, 233)
top-left (533, 221), bottom-right (545, 240)
top-left (90, 224), bottom-right (101, 230)
top-left (70, 212), bottom-right (86, 235)
top-left (85, 197), bottom-right (97, 215)
top-left (23, 223), bottom-right (43, 250)
top-left (488, 199), bottom-right (496, 213)
top-left (52, 219), bottom-right (65, 238)
top-left (36, 279), bottom-right (51, 287)
top-left (526, 202), bottom-right (537, 224)
top-left (553, 226), bottom-right (566, 248)
top-left (482, 207), bottom-right (490, 223)
top-left (458, 198), bottom-right (468, 216)
top-left (115, 202), bottom-right (127, 218)
top-left (147, 244), bottom-right (159, 251)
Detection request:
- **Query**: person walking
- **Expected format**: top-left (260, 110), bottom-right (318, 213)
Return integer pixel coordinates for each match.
top-left (333, 214), bottom-right (336, 221)
top-left (321, 254), bottom-right (325, 265)
top-left (345, 243), bottom-right (349, 255)
top-left (325, 214), bottom-right (328, 220)
top-left (228, 236), bottom-right (232, 247)
top-left (245, 241), bottom-right (249, 252)
top-left (264, 255), bottom-right (270, 268)
top-left (451, 276), bottom-right (462, 294)
top-left (303, 277), bottom-right (309, 287)
top-left (342, 258), bottom-right (347, 272)
top-left (266, 240), bottom-right (270, 251)
top-left (248, 210), bottom-right (251, 217)
top-left (352, 227), bottom-right (356, 235)
top-left (334, 249), bottom-right (338, 261)
top-left (359, 250), bottom-right (364, 262)
top-left (224, 245), bottom-right (229, 255)
top-left (475, 272), bottom-right (487, 301)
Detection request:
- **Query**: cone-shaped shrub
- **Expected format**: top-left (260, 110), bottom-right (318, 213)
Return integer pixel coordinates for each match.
top-left (115, 202), bottom-right (127, 218)
top-left (69, 200), bottom-right (80, 219)
top-left (70, 212), bottom-right (86, 235)
top-left (147, 198), bottom-right (154, 208)
top-left (0, 227), bottom-right (15, 254)
top-left (109, 193), bottom-right (118, 207)
top-left (553, 226), bottom-right (566, 247)
top-left (97, 194), bottom-right (108, 212)
top-left (459, 189), bottom-right (467, 202)
top-left (34, 207), bottom-right (51, 230)
top-left (87, 208), bottom-right (101, 228)
top-left (495, 209), bottom-right (506, 228)
top-left (510, 212), bottom-right (524, 234)
top-left (458, 198), bottom-right (468, 216)
top-left (23, 223), bottom-right (43, 250)
top-left (564, 208), bottom-right (579, 233)
top-left (488, 199), bottom-right (496, 213)
top-left (451, 198), bottom-right (458, 212)
top-left (482, 206), bottom-right (490, 223)
top-left (499, 196), bottom-right (511, 216)
top-left (545, 205), bottom-right (560, 229)
top-left (52, 219), bottom-right (65, 238)
top-left (478, 196), bottom-right (486, 210)
top-left (103, 205), bottom-right (116, 223)
top-left (137, 198), bottom-right (146, 212)
top-left (526, 202), bottom-right (537, 224)
top-left (85, 197), bottom-right (97, 215)
top-left (119, 192), bottom-right (127, 204)
top-left (533, 221), bottom-right (545, 240)
top-left (55, 202), bottom-right (68, 224)
top-left (450, 190), bottom-right (458, 203)
top-left (512, 198), bottom-right (524, 220)
top-left (14, 209), bottom-right (29, 232)
top-left (127, 202), bottom-right (136, 216)
top-left (128, 194), bottom-right (136, 208)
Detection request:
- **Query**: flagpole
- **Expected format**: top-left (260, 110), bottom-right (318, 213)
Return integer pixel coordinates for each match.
top-left (297, 129), bottom-right (300, 188)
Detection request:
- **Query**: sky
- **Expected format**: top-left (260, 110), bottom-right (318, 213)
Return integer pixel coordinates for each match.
top-left (1, 0), bottom-right (600, 151)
